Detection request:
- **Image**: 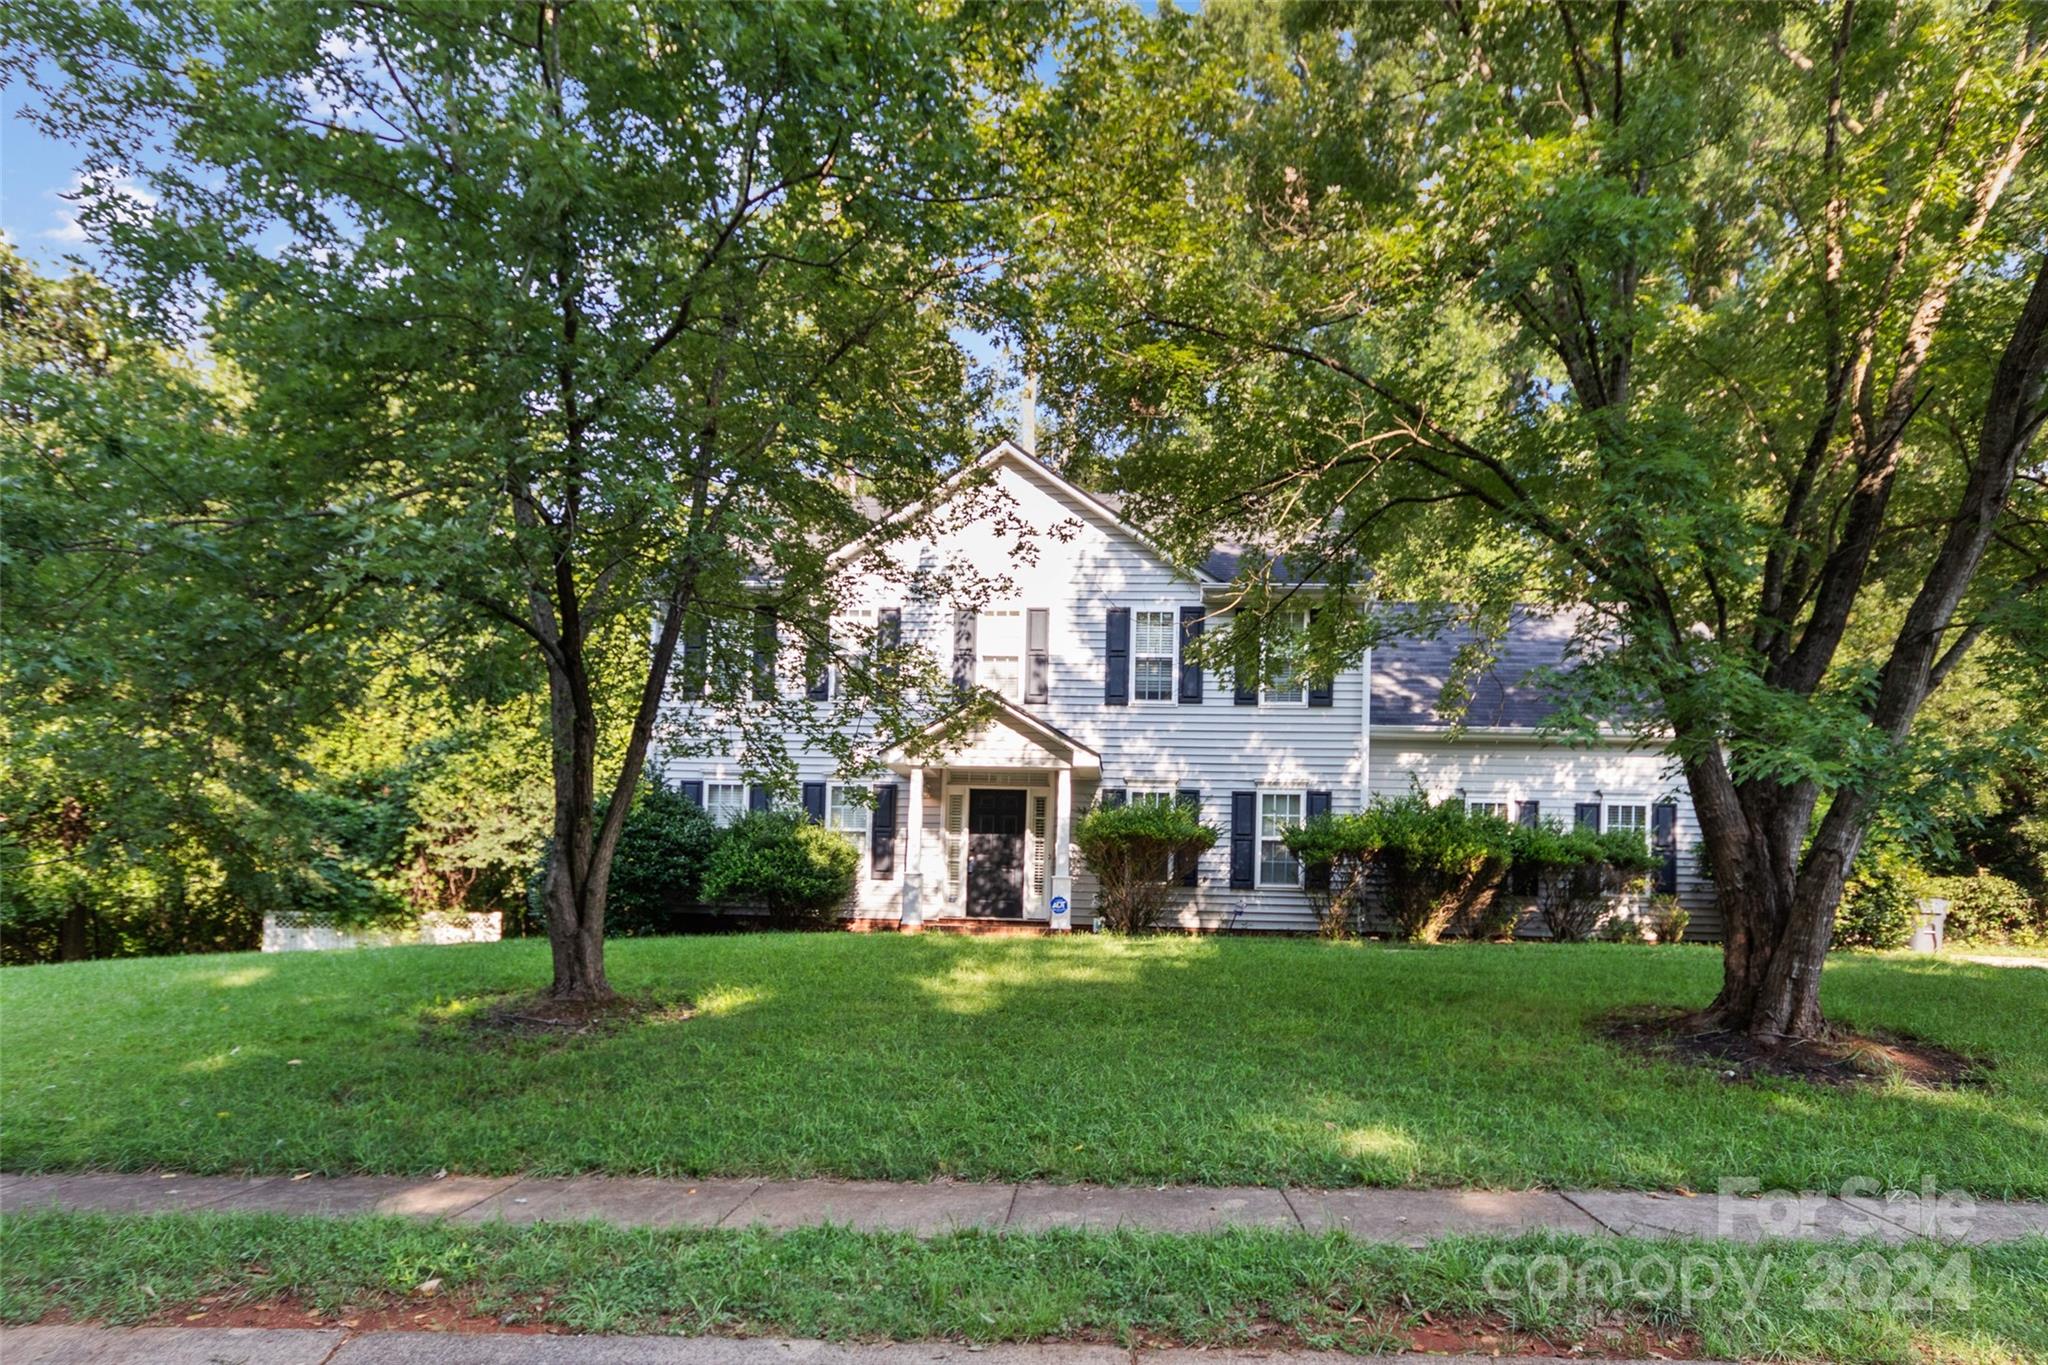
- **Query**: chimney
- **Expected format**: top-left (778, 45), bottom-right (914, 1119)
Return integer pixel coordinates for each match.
top-left (1017, 372), bottom-right (1037, 457)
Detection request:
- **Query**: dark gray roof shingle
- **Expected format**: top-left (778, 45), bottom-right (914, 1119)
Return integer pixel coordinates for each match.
top-left (1371, 609), bottom-right (1579, 730)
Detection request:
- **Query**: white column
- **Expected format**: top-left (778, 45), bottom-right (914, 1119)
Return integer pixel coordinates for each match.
top-left (901, 765), bottom-right (925, 929)
top-left (1050, 764), bottom-right (1074, 930)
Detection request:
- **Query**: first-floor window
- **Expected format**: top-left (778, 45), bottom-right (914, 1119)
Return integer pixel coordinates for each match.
top-left (1258, 791), bottom-right (1303, 886)
top-left (706, 781), bottom-right (746, 827)
top-left (1133, 610), bottom-right (1177, 702)
top-left (1129, 787), bottom-right (1178, 879)
top-left (828, 785), bottom-right (871, 862)
top-left (1469, 800), bottom-right (1509, 819)
top-left (1607, 803), bottom-right (1648, 834)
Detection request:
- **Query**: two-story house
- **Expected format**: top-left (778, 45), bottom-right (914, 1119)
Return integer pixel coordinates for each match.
top-left (657, 441), bottom-right (1716, 937)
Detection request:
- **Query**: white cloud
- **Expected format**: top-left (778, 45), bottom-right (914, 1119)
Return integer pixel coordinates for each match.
top-left (42, 172), bottom-right (157, 246)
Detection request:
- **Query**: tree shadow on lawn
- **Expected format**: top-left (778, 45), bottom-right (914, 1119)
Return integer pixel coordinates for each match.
top-left (5, 936), bottom-right (2044, 1193)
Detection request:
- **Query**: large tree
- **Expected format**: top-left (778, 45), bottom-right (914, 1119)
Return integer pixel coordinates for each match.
top-left (5, 1), bottom-right (1050, 997)
top-left (1032, 0), bottom-right (2047, 1041)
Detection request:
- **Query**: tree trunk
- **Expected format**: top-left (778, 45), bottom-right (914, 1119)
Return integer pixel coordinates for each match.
top-left (58, 896), bottom-right (90, 962)
top-left (540, 643), bottom-right (614, 1001)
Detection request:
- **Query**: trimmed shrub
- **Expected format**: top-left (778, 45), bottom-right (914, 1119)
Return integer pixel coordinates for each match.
top-left (1509, 820), bottom-right (1602, 942)
top-left (1506, 822), bottom-right (1655, 942)
top-left (1366, 794), bottom-right (1512, 943)
top-left (1075, 799), bottom-right (1218, 934)
top-left (700, 810), bottom-right (858, 929)
top-left (1284, 812), bottom-right (1377, 938)
top-left (1924, 871), bottom-right (2047, 947)
top-left (605, 776), bottom-right (725, 936)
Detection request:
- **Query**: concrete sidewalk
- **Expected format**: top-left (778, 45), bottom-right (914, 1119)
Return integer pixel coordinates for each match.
top-left (0, 1325), bottom-right (1730, 1365)
top-left (5, 1170), bottom-right (2044, 1244)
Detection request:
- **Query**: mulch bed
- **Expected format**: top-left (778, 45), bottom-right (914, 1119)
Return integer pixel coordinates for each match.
top-left (444, 991), bottom-right (693, 1045)
top-left (1603, 1006), bottom-right (1987, 1090)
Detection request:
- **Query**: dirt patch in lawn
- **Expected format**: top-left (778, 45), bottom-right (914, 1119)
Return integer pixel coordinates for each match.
top-left (62, 1297), bottom-right (1704, 1358)
top-left (1603, 1006), bottom-right (1987, 1090)
top-left (419, 990), bottom-right (694, 1049)
top-left (1129, 1310), bottom-right (1703, 1359)
top-left (144, 1292), bottom-right (561, 1334)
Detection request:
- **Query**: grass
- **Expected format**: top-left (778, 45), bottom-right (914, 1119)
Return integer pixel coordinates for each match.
top-left (2, 935), bottom-right (2045, 1194)
top-left (1939, 944), bottom-right (2048, 961)
top-left (3, 1211), bottom-right (2045, 1363)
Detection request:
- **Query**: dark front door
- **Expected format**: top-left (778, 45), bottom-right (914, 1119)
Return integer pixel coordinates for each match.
top-left (966, 789), bottom-right (1027, 919)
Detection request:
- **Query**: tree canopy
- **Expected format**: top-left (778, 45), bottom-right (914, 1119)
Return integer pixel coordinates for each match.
top-left (4, 0), bottom-right (1057, 994)
top-left (1030, 0), bottom-right (2047, 1038)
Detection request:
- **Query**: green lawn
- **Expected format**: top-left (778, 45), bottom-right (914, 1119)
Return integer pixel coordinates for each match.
top-left (2, 935), bottom-right (2044, 1194)
top-left (4, 1211), bottom-right (2042, 1364)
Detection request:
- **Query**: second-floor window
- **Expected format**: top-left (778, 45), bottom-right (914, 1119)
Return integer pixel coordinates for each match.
top-left (978, 606), bottom-right (1023, 702)
top-left (1133, 610), bottom-right (1176, 702)
top-left (706, 781), bottom-right (746, 827)
top-left (1263, 609), bottom-right (1311, 705)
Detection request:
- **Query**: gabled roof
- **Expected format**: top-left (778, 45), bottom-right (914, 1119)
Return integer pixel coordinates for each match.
top-left (828, 441), bottom-right (1225, 587)
top-left (880, 693), bottom-right (1103, 774)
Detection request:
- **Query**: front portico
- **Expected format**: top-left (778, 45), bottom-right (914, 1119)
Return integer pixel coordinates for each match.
top-left (882, 698), bottom-right (1101, 928)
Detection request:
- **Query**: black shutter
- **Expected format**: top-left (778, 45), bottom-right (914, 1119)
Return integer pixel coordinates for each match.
top-left (804, 621), bottom-right (831, 701)
top-left (1177, 788), bottom-right (1202, 886)
top-left (801, 782), bottom-right (826, 823)
top-left (952, 609), bottom-right (977, 691)
top-left (871, 783), bottom-right (898, 880)
top-left (681, 613), bottom-right (708, 697)
top-left (1303, 790), bottom-right (1333, 890)
top-left (1104, 607), bottom-right (1130, 705)
top-left (1517, 800), bottom-right (1541, 827)
top-left (1229, 791), bottom-right (1256, 888)
top-left (1652, 801), bottom-right (1679, 893)
top-left (1233, 647), bottom-right (1258, 706)
top-left (1026, 608), bottom-right (1050, 704)
top-left (752, 607), bottom-right (778, 700)
top-left (1178, 606), bottom-right (1205, 703)
top-left (876, 607), bottom-right (902, 681)
top-left (1574, 802), bottom-right (1602, 831)
top-left (1101, 787), bottom-right (1126, 809)
top-left (748, 784), bottom-right (771, 813)
top-left (679, 780), bottom-right (704, 807)
top-left (1306, 608), bottom-right (1334, 706)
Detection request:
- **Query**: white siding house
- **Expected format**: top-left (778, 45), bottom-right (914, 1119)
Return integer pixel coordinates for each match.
top-left (657, 442), bottom-right (1716, 937)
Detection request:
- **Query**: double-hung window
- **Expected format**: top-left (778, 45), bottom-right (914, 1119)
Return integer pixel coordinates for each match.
top-left (1606, 803), bottom-right (1648, 835)
top-left (1258, 791), bottom-right (1304, 886)
top-left (827, 785), bottom-right (871, 861)
top-left (978, 606), bottom-right (1024, 702)
top-left (1263, 609), bottom-right (1310, 705)
top-left (706, 781), bottom-right (746, 828)
top-left (1468, 800), bottom-right (1509, 819)
top-left (1132, 610), bottom-right (1177, 702)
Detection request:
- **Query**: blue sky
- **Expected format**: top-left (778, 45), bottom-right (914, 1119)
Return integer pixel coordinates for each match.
top-left (5, 65), bottom-right (1022, 416)
top-left (2, 78), bottom-right (106, 273)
